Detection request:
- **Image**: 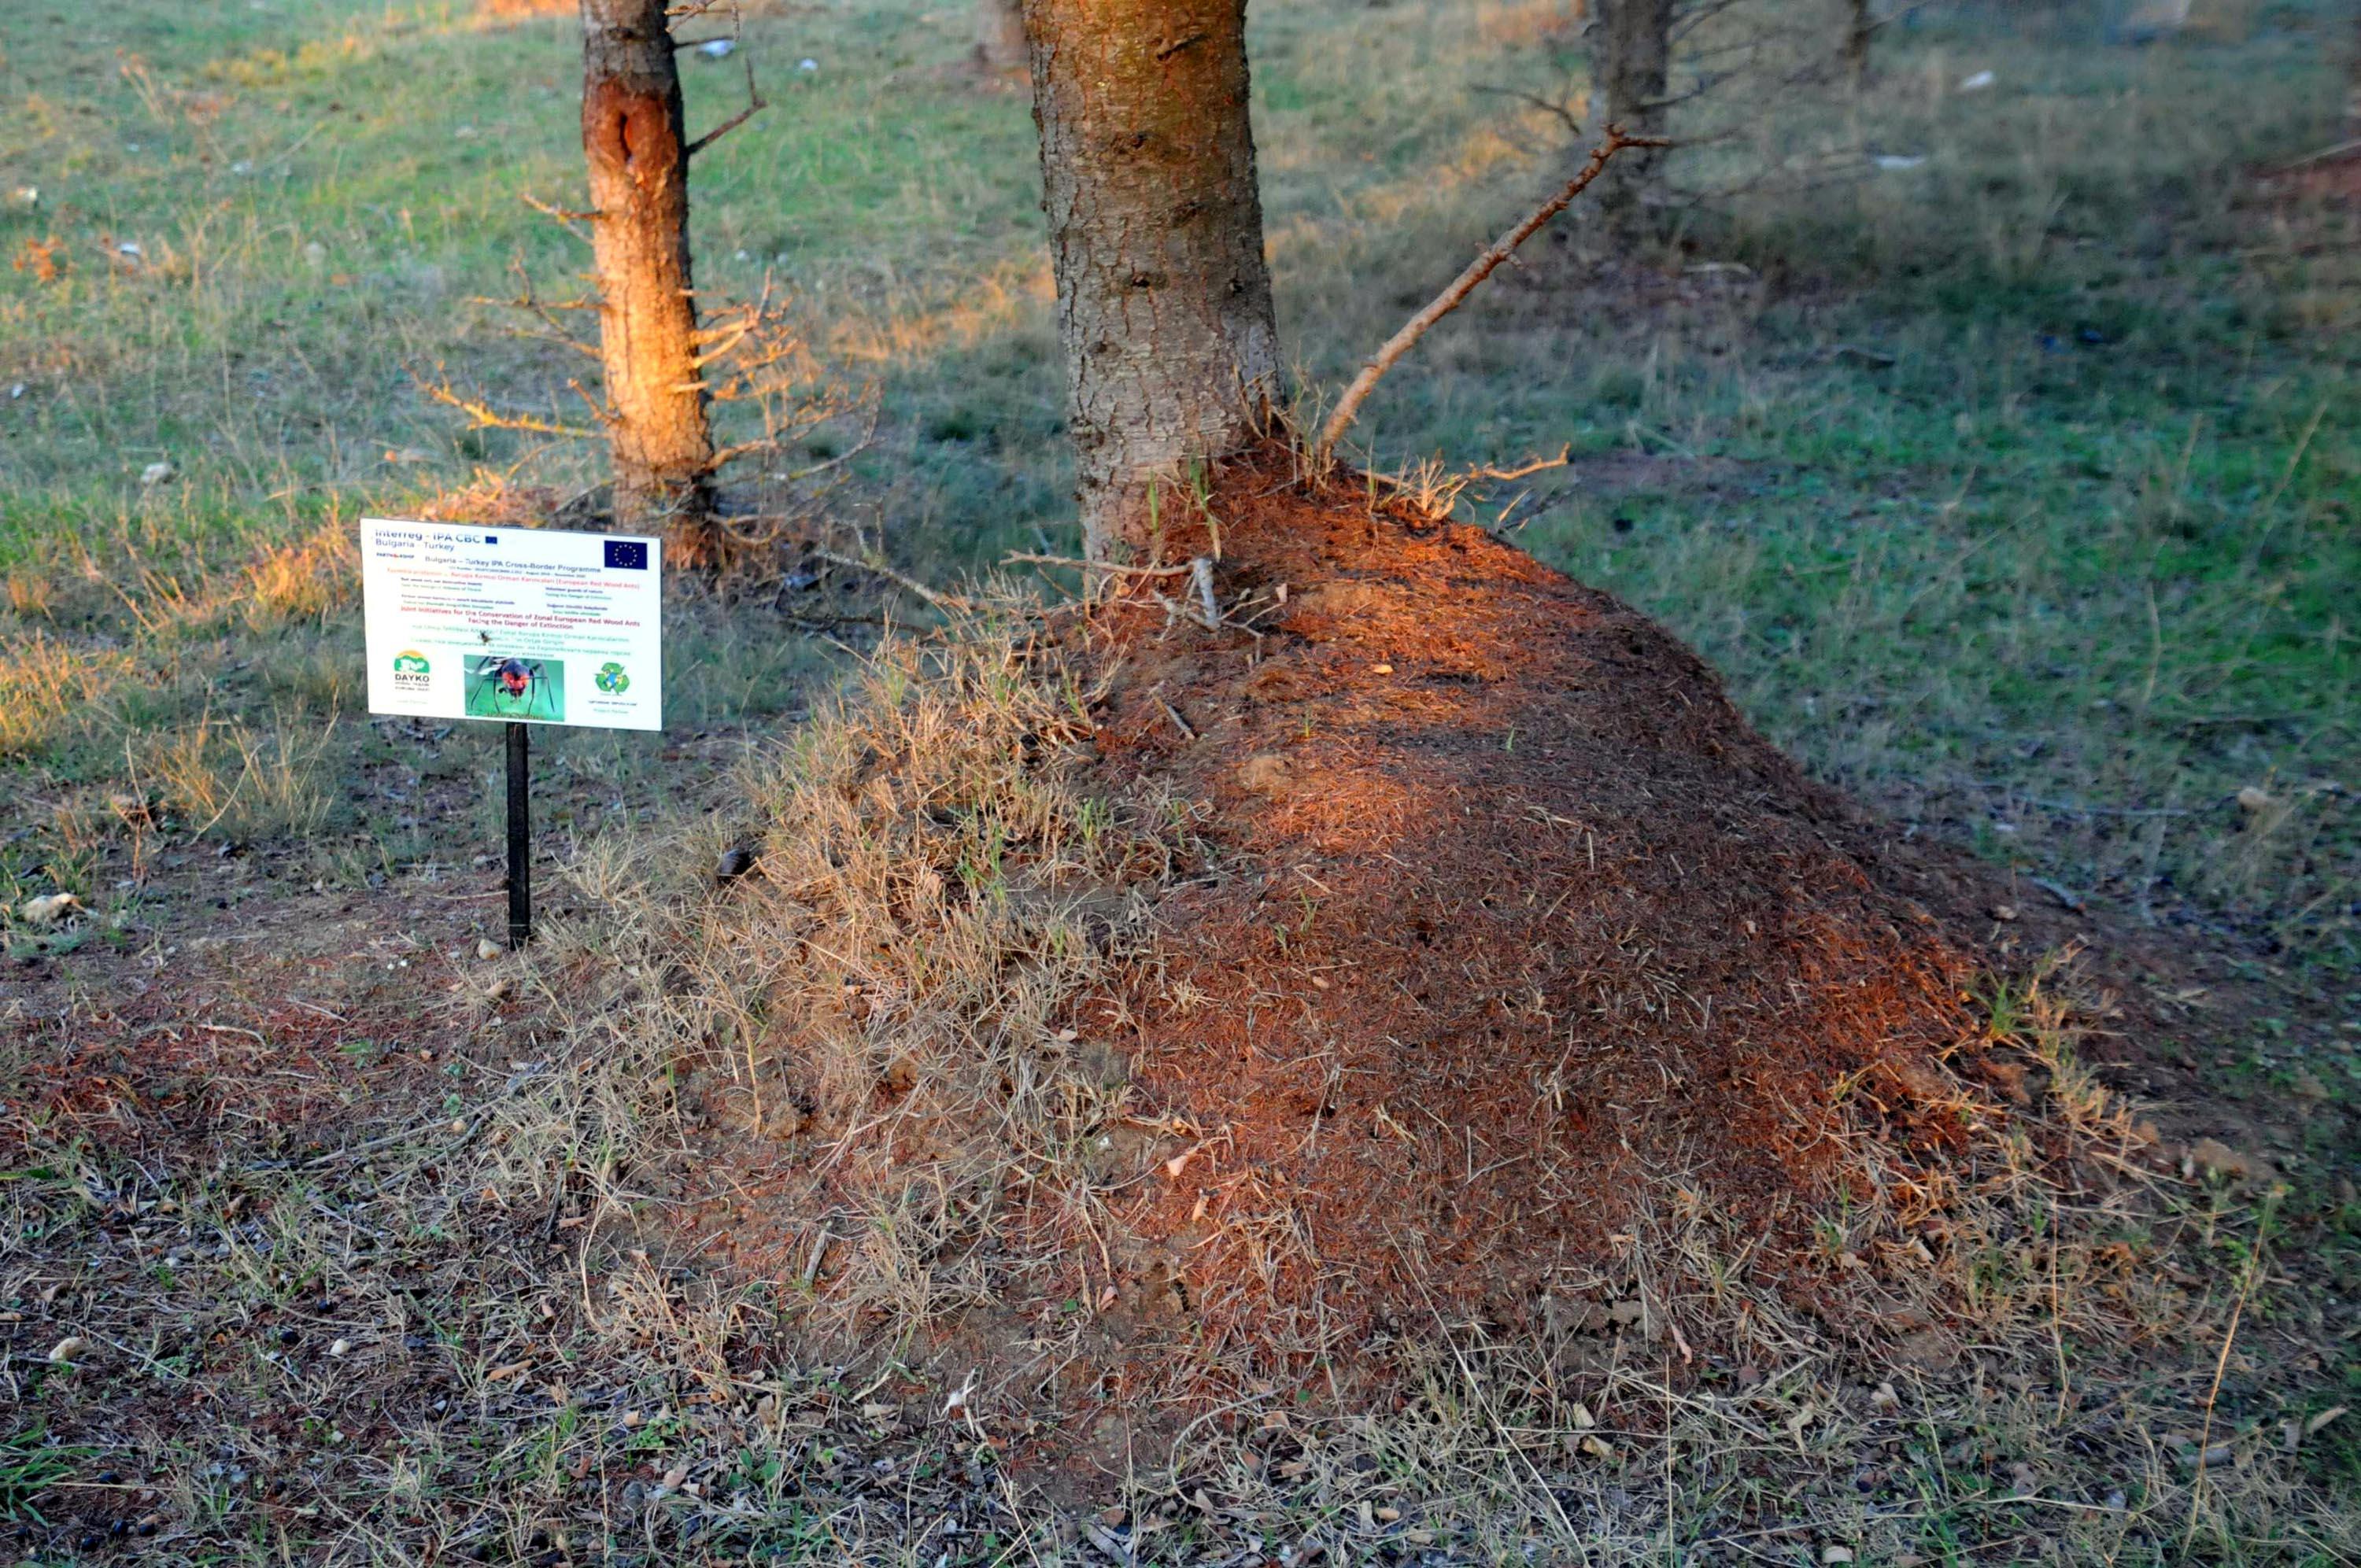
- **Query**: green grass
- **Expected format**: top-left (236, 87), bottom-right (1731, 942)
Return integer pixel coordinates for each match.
top-left (0, 1422), bottom-right (91, 1526)
top-left (0, 9), bottom-right (2356, 1551)
top-left (2, 0), bottom-right (2354, 975)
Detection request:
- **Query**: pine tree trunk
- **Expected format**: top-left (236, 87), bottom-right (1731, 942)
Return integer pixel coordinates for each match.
top-left (976, 0), bottom-right (1027, 72)
top-left (581, 0), bottom-right (719, 563)
top-left (1843, 0), bottom-right (1873, 91)
top-left (1593, 0), bottom-right (1672, 245)
top-left (1022, 0), bottom-right (1280, 562)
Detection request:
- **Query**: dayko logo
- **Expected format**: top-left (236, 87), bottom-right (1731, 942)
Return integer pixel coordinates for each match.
top-left (391, 649), bottom-right (432, 691)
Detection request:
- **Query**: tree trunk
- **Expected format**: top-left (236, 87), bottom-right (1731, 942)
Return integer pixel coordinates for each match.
top-left (1843, 0), bottom-right (1872, 91)
top-left (976, 0), bottom-right (1027, 73)
top-left (1022, 0), bottom-right (1280, 562)
top-left (1592, 0), bottom-right (1672, 245)
top-left (580, 0), bottom-right (719, 563)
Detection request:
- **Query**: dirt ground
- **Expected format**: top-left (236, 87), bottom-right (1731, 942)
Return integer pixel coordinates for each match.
top-left (3, 458), bottom-right (2353, 1558)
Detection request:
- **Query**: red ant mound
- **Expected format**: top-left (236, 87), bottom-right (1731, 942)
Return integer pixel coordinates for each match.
top-left (1044, 446), bottom-right (1990, 1378)
top-left (662, 445), bottom-right (2029, 1472)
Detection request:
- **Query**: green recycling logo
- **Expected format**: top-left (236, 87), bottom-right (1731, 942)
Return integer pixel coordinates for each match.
top-left (594, 661), bottom-right (630, 695)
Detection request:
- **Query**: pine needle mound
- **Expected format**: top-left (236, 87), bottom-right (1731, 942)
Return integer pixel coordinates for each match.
top-left (643, 623), bottom-right (1203, 1337)
top-left (615, 447), bottom-right (2174, 1468)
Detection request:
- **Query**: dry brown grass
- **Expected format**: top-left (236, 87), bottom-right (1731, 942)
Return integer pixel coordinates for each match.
top-left (507, 607), bottom-right (1200, 1352)
top-left (139, 709), bottom-right (336, 841)
top-left (0, 632), bottom-right (134, 759)
top-left (474, 596), bottom-right (2350, 1558)
top-left (240, 524), bottom-right (353, 631)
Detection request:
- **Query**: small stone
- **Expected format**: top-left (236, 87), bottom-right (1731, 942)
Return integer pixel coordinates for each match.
top-left (2237, 785), bottom-right (2272, 814)
top-left (715, 845), bottom-right (758, 883)
top-left (1238, 754), bottom-right (1295, 798)
top-left (139, 460), bottom-right (174, 486)
top-left (1989, 903), bottom-right (2019, 922)
top-left (20, 891), bottom-right (85, 926)
top-left (1891, 1328), bottom-right (1956, 1373)
top-left (1823, 1548), bottom-right (1856, 1566)
top-left (2189, 1138), bottom-right (2259, 1182)
top-left (476, 937), bottom-right (501, 961)
top-left (329, 1338), bottom-right (351, 1357)
top-left (46, 1334), bottom-right (90, 1364)
top-left (1372, 663), bottom-right (1393, 675)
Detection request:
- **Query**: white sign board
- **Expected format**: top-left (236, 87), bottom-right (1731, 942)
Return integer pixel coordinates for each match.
top-left (360, 518), bottom-right (663, 731)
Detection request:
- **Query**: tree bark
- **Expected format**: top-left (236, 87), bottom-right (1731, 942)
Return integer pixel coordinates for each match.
top-left (1592, 0), bottom-right (1672, 244)
top-left (976, 0), bottom-right (1027, 73)
top-left (1022, 0), bottom-right (1281, 561)
top-left (1842, 0), bottom-right (1872, 91)
top-left (580, 0), bottom-right (719, 562)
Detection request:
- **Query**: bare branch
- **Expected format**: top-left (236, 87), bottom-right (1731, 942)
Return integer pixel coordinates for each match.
top-left (1314, 129), bottom-right (1661, 466)
top-left (1472, 83), bottom-right (1583, 138)
top-left (421, 380), bottom-right (599, 441)
top-left (519, 192), bottom-right (597, 244)
top-left (1000, 553), bottom-right (1199, 578)
top-left (807, 546), bottom-right (974, 614)
top-left (685, 33), bottom-right (765, 158)
top-left (1469, 445), bottom-right (1572, 482)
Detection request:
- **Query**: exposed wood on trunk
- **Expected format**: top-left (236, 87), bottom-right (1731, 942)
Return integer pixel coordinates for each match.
top-left (1593, 0), bottom-right (1672, 242)
top-left (1022, 0), bottom-right (1280, 562)
top-left (580, 0), bottom-right (719, 563)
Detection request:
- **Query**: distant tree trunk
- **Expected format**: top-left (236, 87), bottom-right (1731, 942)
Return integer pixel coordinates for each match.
top-left (2350, 8), bottom-right (2361, 127)
top-left (975, 0), bottom-right (1027, 72)
top-left (1843, 0), bottom-right (1872, 90)
top-left (580, 0), bottom-right (719, 563)
top-left (1592, 0), bottom-right (1672, 244)
top-left (1022, 0), bottom-right (1280, 561)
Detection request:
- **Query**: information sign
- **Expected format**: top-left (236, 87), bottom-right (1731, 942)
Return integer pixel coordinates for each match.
top-left (360, 517), bottom-right (663, 948)
top-left (360, 518), bottom-right (663, 731)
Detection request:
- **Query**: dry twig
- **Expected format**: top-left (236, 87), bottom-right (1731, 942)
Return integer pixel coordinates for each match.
top-left (1314, 128), bottom-right (1661, 465)
top-left (807, 545), bottom-right (973, 614)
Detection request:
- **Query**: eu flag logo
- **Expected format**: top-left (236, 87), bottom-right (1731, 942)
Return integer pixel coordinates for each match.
top-left (604, 540), bottom-right (648, 570)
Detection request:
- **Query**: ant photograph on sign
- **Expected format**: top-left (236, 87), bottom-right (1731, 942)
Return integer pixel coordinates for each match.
top-left (464, 654), bottom-right (565, 723)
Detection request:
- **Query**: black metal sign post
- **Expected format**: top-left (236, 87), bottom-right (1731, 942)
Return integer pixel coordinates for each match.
top-left (505, 721), bottom-right (532, 947)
